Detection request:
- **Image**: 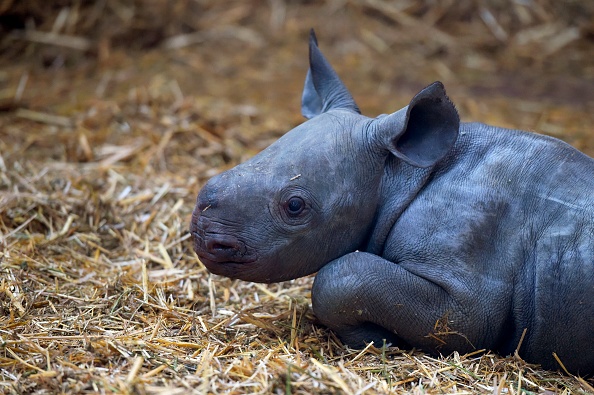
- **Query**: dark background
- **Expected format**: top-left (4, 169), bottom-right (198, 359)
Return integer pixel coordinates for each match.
top-left (2, 1), bottom-right (593, 158)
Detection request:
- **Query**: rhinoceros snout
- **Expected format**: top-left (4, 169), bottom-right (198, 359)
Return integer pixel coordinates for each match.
top-left (190, 211), bottom-right (258, 267)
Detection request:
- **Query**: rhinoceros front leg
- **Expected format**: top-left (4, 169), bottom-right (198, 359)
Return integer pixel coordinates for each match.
top-left (312, 252), bottom-right (477, 353)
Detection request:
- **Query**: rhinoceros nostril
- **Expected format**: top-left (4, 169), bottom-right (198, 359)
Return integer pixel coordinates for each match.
top-left (192, 227), bottom-right (256, 264)
top-left (211, 242), bottom-right (234, 251)
top-left (205, 237), bottom-right (240, 254)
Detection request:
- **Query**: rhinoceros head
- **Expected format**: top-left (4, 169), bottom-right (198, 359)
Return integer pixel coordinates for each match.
top-left (191, 30), bottom-right (459, 282)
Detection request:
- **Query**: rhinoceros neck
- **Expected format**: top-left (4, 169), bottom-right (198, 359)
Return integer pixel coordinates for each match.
top-left (364, 158), bottom-right (434, 254)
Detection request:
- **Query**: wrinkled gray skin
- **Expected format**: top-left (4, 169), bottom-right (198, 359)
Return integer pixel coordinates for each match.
top-left (191, 31), bottom-right (594, 375)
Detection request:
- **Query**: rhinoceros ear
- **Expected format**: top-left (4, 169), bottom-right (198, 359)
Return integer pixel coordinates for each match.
top-left (301, 29), bottom-right (360, 119)
top-left (377, 82), bottom-right (459, 168)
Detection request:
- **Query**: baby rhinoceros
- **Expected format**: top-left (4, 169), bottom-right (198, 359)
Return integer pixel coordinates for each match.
top-left (191, 31), bottom-right (594, 376)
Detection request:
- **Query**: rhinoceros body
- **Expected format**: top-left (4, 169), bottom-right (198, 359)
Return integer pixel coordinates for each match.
top-left (191, 31), bottom-right (594, 375)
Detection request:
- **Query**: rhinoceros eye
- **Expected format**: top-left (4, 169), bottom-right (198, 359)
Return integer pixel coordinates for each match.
top-left (286, 197), bottom-right (305, 216)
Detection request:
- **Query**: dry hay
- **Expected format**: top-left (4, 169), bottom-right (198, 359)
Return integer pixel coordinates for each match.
top-left (2, 140), bottom-right (592, 393)
top-left (1, 0), bottom-right (594, 394)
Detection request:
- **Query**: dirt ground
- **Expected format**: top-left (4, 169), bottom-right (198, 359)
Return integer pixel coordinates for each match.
top-left (1, 1), bottom-right (594, 394)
